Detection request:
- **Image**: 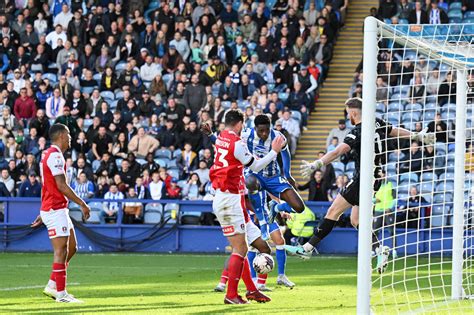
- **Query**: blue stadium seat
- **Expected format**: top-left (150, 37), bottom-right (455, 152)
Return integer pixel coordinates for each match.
top-left (388, 102), bottom-right (403, 112)
top-left (432, 204), bottom-right (451, 215)
top-left (449, 17), bottom-right (463, 24)
top-left (144, 212), bottom-right (162, 224)
top-left (449, 2), bottom-right (462, 10)
top-left (465, 11), bottom-right (474, 19)
top-left (399, 19), bottom-right (409, 25)
top-left (88, 202), bottom-right (103, 212)
top-left (376, 103), bottom-right (386, 113)
top-left (167, 159), bottom-right (177, 168)
top-left (423, 109), bottom-right (436, 122)
top-left (155, 148), bottom-right (172, 159)
top-left (436, 181), bottom-right (455, 193)
top-left (435, 142), bottom-right (447, 156)
top-left (439, 172), bottom-right (455, 181)
top-left (69, 209), bottom-right (83, 221)
top-left (115, 91), bottom-right (124, 99)
top-left (448, 10), bottom-right (463, 19)
top-left (42, 73), bottom-right (57, 83)
top-left (421, 182), bottom-right (434, 194)
top-left (167, 168), bottom-right (180, 179)
top-left (405, 103), bottom-right (423, 113)
top-left (87, 211), bottom-right (101, 224)
top-left (421, 172), bottom-right (436, 182)
top-left (115, 62), bottom-right (127, 74)
top-left (332, 162), bottom-right (345, 172)
top-left (400, 173), bottom-right (419, 184)
top-left (422, 194), bottom-right (432, 204)
top-left (433, 193), bottom-right (453, 204)
top-left (100, 91), bottom-right (115, 101)
top-left (291, 111), bottom-right (302, 122)
top-left (136, 159), bottom-right (147, 166)
top-left (145, 203), bottom-right (163, 213)
top-left (164, 203), bottom-right (180, 224)
top-left (81, 87), bottom-right (95, 95)
top-left (154, 158), bottom-right (169, 168)
top-left (345, 161), bottom-right (355, 172)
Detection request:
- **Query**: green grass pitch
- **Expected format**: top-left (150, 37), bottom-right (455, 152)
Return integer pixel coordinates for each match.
top-left (0, 253), bottom-right (472, 314)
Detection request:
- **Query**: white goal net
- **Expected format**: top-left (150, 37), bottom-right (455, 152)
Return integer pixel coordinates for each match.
top-left (357, 18), bottom-right (474, 314)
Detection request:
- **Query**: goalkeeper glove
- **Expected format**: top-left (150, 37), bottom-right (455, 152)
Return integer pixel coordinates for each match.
top-left (411, 128), bottom-right (436, 145)
top-left (301, 159), bottom-right (324, 180)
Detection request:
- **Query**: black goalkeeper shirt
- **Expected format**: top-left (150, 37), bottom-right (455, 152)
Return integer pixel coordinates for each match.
top-left (343, 118), bottom-right (393, 179)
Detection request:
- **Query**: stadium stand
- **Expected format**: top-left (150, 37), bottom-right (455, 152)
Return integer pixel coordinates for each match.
top-left (0, 0), bottom-right (348, 224)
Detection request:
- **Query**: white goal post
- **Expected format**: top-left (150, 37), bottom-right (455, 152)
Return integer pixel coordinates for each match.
top-left (358, 17), bottom-right (474, 314)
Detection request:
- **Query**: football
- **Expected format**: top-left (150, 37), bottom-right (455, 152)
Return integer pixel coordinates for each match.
top-left (252, 253), bottom-right (275, 274)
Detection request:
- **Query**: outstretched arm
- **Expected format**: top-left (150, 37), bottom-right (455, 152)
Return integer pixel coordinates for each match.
top-left (301, 143), bottom-right (351, 180)
top-left (390, 126), bottom-right (435, 144)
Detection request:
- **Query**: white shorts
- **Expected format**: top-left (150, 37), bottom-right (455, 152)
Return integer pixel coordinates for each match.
top-left (40, 208), bottom-right (74, 239)
top-left (246, 220), bottom-right (261, 245)
top-left (213, 190), bottom-right (247, 237)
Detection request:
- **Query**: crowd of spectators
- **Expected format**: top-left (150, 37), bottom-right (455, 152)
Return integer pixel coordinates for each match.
top-left (0, 0), bottom-right (348, 223)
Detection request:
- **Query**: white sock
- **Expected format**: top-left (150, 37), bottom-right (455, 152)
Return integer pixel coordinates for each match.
top-left (47, 280), bottom-right (56, 288)
top-left (56, 290), bottom-right (66, 298)
top-left (303, 243), bottom-right (314, 252)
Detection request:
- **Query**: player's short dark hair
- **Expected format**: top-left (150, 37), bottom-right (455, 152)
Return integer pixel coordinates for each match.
top-left (224, 109), bottom-right (244, 126)
top-left (49, 123), bottom-right (69, 141)
top-left (254, 114), bottom-right (271, 127)
top-left (345, 97), bottom-right (362, 109)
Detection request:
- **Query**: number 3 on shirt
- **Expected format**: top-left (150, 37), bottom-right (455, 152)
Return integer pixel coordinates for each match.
top-left (216, 148), bottom-right (229, 168)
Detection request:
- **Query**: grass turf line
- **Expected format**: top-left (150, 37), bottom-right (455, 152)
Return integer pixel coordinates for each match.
top-left (0, 253), bottom-right (472, 314)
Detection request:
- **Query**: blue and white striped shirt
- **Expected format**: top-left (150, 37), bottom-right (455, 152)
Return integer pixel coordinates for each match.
top-left (241, 128), bottom-right (287, 178)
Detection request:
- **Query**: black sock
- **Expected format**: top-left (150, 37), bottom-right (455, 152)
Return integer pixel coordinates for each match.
top-left (308, 218), bottom-right (337, 247)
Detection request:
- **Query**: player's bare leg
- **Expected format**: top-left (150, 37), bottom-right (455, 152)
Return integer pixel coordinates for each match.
top-left (268, 189), bottom-right (305, 223)
top-left (44, 228), bottom-right (78, 299)
top-left (224, 233), bottom-right (249, 304)
top-left (285, 193), bottom-right (351, 258)
top-left (271, 229), bottom-right (295, 288)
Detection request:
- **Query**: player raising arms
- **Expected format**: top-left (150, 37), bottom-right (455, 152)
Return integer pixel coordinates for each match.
top-left (242, 114), bottom-right (305, 289)
top-left (282, 98), bottom-right (435, 267)
top-left (210, 109), bottom-right (285, 304)
top-left (31, 124), bottom-right (90, 302)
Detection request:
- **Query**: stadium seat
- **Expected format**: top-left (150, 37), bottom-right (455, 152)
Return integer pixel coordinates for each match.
top-left (88, 201), bottom-right (103, 212)
top-left (167, 159), bottom-right (177, 168)
top-left (436, 181), bottom-right (455, 193)
top-left (376, 103), bottom-right (386, 113)
top-left (435, 143), bottom-right (447, 156)
top-left (332, 162), bottom-right (345, 172)
top-left (93, 73), bottom-right (102, 85)
top-left (92, 160), bottom-right (101, 173)
top-left (400, 173), bottom-right (419, 184)
top-left (449, 2), bottom-right (462, 10)
top-left (448, 10), bottom-right (463, 19)
top-left (405, 103), bottom-right (423, 113)
top-left (164, 203), bottom-right (179, 224)
top-left (100, 91), bottom-right (115, 101)
top-left (345, 161), bottom-right (355, 172)
top-left (291, 111), bottom-right (302, 122)
top-left (136, 159), bottom-right (147, 166)
top-left (439, 172), bottom-right (455, 181)
top-left (69, 210), bottom-right (83, 221)
top-left (421, 172), bottom-right (437, 182)
top-left (421, 182), bottom-right (434, 194)
top-left (423, 109), bottom-right (436, 122)
top-left (177, 180), bottom-right (187, 189)
top-left (465, 11), bottom-right (474, 19)
top-left (432, 205), bottom-right (451, 215)
top-left (155, 148), bottom-right (172, 159)
top-left (82, 87), bottom-right (95, 95)
top-left (167, 168), bottom-right (180, 179)
top-left (399, 19), bottom-right (408, 25)
top-left (154, 158), bottom-right (169, 168)
top-left (144, 212), bottom-right (162, 224)
top-left (115, 62), bottom-right (127, 74)
top-left (431, 215), bottom-right (448, 227)
top-left (42, 73), bottom-right (57, 83)
top-left (87, 211), bottom-right (101, 224)
top-left (145, 203), bottom-right (163, 212)
top-left (115, 91), bottom-right (124, 99)
top-left (433, 193), bottom-right (453, 204)
top-left (422, 193), bottom-right (432, 204)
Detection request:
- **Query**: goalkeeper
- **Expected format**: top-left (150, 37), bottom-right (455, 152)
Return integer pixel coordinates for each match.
top-left (280, 97), bottom-right (435, 258)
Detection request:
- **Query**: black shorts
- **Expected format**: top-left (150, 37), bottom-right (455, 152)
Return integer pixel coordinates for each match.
top-left (340, 175), bottom-right (382, 207)
top-left (340, 177), bottom-right (360, 206)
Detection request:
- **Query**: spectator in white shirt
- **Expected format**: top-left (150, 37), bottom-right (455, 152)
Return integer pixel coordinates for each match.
top-left (277, 110), bottom-right (300, 155)
top-left (139, 55), bottom-right (162, 82)
top-left (45, 24), bottom-right (67, 49)
top-left (54, 4), bottom-right (73, 29)
top-left (34, 12), bottom-right (48, 35)
top-left (11, 69), bottom-right (26, 93)
top-left (149, 171), bottom-right (166, 200)
top-left (100, 184), bottom-right (124, 224)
